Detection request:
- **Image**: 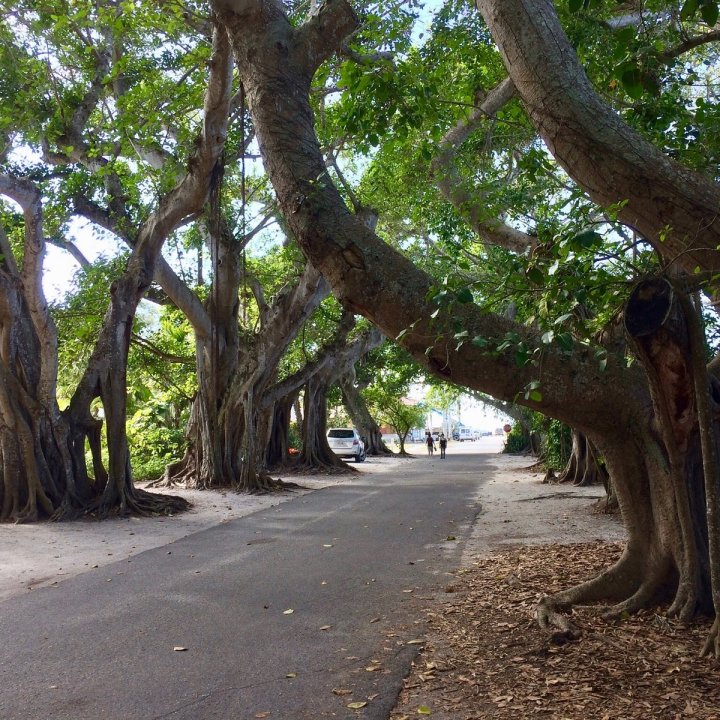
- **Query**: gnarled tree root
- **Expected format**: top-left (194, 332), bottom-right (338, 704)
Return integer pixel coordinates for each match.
top-left (536, 549), bottom-right (647, 642)
top-left (700, 617), bottom-right (720, 659)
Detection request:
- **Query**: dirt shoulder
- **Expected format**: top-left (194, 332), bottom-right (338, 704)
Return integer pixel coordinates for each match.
top-left (391, 454), bottom-right (720, 720)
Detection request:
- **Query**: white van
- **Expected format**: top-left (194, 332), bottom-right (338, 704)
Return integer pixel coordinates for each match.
top-left (457, 427), bottom-right (474, 442)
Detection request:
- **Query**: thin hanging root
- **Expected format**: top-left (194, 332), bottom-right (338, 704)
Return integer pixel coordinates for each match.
top-left (700, 617), bottom-right (720, 659)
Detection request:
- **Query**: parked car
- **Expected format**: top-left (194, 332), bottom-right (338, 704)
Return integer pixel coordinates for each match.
top-left (327, 428), bottom-right (366, 462)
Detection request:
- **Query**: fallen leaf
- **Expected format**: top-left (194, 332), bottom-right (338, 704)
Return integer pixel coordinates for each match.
top-left (285, 672), bottom-right (297, 678)
top-left (417, 706), bottom-right (432, 715)
top-left (323, 544), bottom-right (333, 548)
top-left (320, 625), bottom-right (332, 631)
top-left (407, 639), bottom-right (425, 645)
top-left (254, 713), bottom-right (271, 718)
top-left (446, 535), bottom-right (457, 541)
top-left (332, 688), bottom-right (353, 696)
top-left (283, 609), bottom-right (294, 615)
top-left (347, 701), bottom-right (367, 709)
top-left (370, 617), bottom-right (381, 623)
top-left (173, 647), bottom-right (187, 652)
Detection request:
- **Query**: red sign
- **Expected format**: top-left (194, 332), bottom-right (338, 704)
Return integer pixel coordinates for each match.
top-left (503, 424), bottom-right (512, 433)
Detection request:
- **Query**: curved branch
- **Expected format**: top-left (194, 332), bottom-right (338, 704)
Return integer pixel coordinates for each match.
top-left (475, 0), bottom-right (720, 282)
top-left (430, 77), bottom-right (535, 253)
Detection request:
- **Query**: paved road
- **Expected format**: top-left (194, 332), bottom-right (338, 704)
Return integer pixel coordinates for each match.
top-left (0, 451), bottom-right (496, 720)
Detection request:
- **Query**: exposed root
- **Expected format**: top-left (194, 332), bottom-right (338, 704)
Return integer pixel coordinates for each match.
top-left (92, 487), bottom-right (190, 519)
top-left (666, 580), bottom-right (699, 624)
top-left (246, 472), bottom-right (304, 493)
top-left (536, 596), bottom-right (582, 644)
top-left (700, 617), bottom-right (720, 658)
top-left (535, 546), bottom-right (649, 641)
top-left (601, 581), bottom-right (665, 622)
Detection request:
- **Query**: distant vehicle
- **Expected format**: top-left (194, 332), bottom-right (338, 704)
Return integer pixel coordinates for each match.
top-left (457, 427), bottom-right (475, 442)
top-left (481, 431), bottom-right (492, 437)
top-left (495, 428), bottom-right (504, 436)
top-left (452, 430), bottom-right (459, 441)
top-left (327, 428), bottom-right (366, 462)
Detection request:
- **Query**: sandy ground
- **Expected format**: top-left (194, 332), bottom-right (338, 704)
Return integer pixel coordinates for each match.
top-left (0, 439), bottom-right (624, 604)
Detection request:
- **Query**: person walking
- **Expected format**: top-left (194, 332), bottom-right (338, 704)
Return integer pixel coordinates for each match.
top-left (439, 432), bottom-right (447, 459)
top-left (425, 431), bottom-right (435, 456)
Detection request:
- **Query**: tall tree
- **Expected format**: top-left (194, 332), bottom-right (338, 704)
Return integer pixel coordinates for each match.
top-left (211, 0), bottom-right (720, 654)
top-left (0, 9), bottom-right (232, 519)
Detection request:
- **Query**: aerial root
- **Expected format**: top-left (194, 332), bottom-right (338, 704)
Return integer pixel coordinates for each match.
top-left (700, 617), bottom-right (720, 659)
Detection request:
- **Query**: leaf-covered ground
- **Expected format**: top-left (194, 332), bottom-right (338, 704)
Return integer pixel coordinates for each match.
top-left (390, 543), bottom-right (720, 719)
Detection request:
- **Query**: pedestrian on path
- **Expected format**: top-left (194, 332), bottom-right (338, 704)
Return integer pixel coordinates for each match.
top-left (425, 431), bottom-right (435, 456)
top-left (439, 432), bottom-right (447, 459)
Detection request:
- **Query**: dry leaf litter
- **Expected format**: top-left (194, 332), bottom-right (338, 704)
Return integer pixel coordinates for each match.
top-left (390, 543), bottom-right (720, 719)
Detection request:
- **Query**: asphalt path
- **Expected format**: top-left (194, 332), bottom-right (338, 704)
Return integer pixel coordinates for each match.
top-left (0, 448), bottom-right (497, 720)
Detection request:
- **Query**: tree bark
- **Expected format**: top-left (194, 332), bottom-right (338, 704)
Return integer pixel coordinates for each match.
top-left (339, 375), bottom-right (392, 455)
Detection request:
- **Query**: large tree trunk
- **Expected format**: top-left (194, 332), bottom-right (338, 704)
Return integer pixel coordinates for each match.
top-left (157, 258), bottom-right (330, 490)
top-left (556, 429), bottom-right (608, 488)
top-left (0, 248), bottom-right (77, 521)
top-left (339, 375), bottom-right (391, 455)
top-left (538, 279), bottom-right (717, 638)
top-left (297, 375), bottom-right (348, 470)
top-left (0, 24), bottom-right (231, 520)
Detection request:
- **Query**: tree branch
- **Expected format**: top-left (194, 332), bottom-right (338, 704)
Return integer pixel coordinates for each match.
top-left (430, 76), bottom-right (536, 253)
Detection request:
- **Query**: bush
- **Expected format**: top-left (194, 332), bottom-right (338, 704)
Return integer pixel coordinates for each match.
top-left (544, 419), bottom-right (571, 471)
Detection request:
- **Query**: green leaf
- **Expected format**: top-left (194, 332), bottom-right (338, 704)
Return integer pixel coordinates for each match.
top-left (701, 2), bottom-right (719, 26)
top-left (529, 389), bottom-right (543, 403)
top-left (456, 287), bottom-right (473, 303)
top-left (620, 67), bottom-right (644, 99)
top-left (417, 707), bottom-right (432, 716)
top-left (568, 0), bottom-right (583, 11)
top-left (556, 332), bottom-right (574, 352)
top-left (569, 230), bottom-right (603, 251)
top-left (526, 267), bottom-right (544, 285)
top-left (680, 0), bottom-right (699, 20)
top-left (615, 26), bottom-right (635, 44)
